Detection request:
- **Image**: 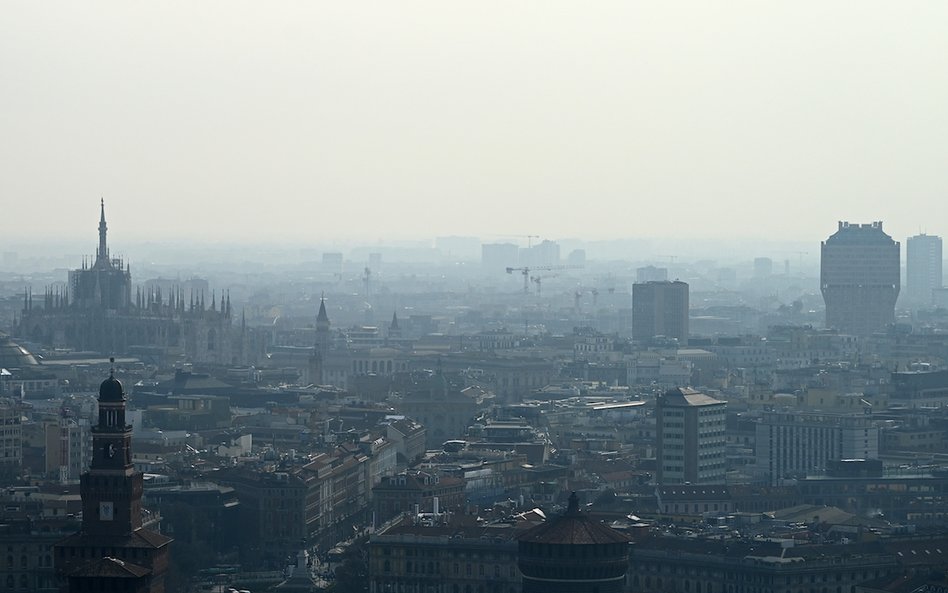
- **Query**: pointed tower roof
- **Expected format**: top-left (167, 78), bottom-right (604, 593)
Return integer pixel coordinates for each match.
top-left (316, 295), bottom-right (330, 324)
top-left (96, 198), bottom-right (109, 265)
top-left (390, 311), bottom-right (400, 330)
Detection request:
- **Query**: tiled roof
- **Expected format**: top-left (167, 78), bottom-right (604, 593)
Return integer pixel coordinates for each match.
top-left (518, 493), bottom-right (630, 545)
top-left (69, 557), bottom-right (151, 578)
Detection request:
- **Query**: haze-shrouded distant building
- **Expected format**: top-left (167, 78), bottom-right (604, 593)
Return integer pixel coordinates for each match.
top-left (753, 257), bottom-right (773, 278)
top-left (16, 202), bottom-right (250, 364)
top-left (520, 239), bottom-right (560, 268)
top-left (636, 265), bottom-right (668, 283)
top-left (481, 242), bottom-right (519, 273)
top-left (632, 281), bottom-right (688, 344)
top-left (821, 221), bottom-right (900, 336)
top-left (656, 387), bottom-right (726, 485)
top-left (906, 233), bottom-right (942, 306)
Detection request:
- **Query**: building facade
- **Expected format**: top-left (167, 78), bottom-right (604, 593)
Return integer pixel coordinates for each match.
top-left (632, 281), bottom-right (689, 344)
top-left (821, 221), bottom-right (900, 335)
top-left (755, 411), bottom-right (879, 486)
top-left (17, 202), bottom-right (249, 365)
top-left (906, 233), bottom-right (943, 306)
top-left (368, 515), bottom-right (524, 593)
top-left (656, 387), bottom-right (727, 485)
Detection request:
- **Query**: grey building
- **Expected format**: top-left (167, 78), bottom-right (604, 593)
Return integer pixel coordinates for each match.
top-left (632, 281), bottom-right (689, 344)
top-left (755, 410), bottom-right (879, 486)
top-left (656, 387), bottom-right (726, 485)
top-left (906, 233), bottom-right (942, 306)
top-left (821, 221), bottom-right (900, 335)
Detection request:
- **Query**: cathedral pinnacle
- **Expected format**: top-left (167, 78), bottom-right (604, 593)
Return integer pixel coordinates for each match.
top-left (97, 199), bottom-right (109, 264)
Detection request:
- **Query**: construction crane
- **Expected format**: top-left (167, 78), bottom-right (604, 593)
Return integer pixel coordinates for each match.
top-left (530, 274), bottom-right (558, 296)
top-left (574, 286), bottom-right (610, 311)
top-left (506, 265), bottom-right (581, 294)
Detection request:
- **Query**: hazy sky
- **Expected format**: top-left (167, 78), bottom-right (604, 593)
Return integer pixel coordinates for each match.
top-left (3, 2), bottom-right (947, 247)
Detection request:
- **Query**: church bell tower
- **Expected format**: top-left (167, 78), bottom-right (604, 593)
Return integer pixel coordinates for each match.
top-left (55, 359), bottom-right (172, 593)
top-left (80, 358), bottom-right (143, 536)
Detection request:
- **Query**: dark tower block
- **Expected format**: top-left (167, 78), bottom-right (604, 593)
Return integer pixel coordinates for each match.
top-left (518, 493), bottom-right (631, 593)
top-left (821, 221), bottom-right (900, 335)
top-left (55, 362), bottom-right (172, 593)
top-left (632, 280), bottom-right (689, 345)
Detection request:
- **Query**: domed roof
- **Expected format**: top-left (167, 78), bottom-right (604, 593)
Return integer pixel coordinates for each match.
top-left (0, 333), bottom-right (39, 368)
top-left (518, 493), bottom-right (630, 545)
top-left (99, 373), bottom-right (125, 402)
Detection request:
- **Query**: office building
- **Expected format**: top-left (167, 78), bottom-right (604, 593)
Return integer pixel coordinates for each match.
top-left (755, 411), bottom-right (879, 486)
top-left (632, 281), bottom-right (689, 344)
top-left (820, 221), bottom-right (900, 335)
top-left (656, 387), bottom-right (727, 485)
top-left (753, 257), bottom-right (773, 278)
top-left (906, 233), bottom-right (942, 306)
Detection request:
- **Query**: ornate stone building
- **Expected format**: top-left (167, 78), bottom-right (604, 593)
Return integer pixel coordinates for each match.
top-left (16, 202), bottom-right (250, 365)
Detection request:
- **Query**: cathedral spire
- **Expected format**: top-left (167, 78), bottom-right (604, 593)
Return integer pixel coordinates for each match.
top-left (316, 293), bottom-right (330, 327)
top-left (97, 198), bottom-right (109, 265)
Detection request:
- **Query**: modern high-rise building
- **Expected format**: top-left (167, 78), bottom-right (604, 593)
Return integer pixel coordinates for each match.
top-left (656, 387), bottom-right (727, 485)
top-left (820, 221), bottom-right (900, 335)
top-left (906, 233), bottom-right (943, 306)
top-left (632, 280), bottom-right (689, 344)
top-left (753, 257), bottom-right (773, 278)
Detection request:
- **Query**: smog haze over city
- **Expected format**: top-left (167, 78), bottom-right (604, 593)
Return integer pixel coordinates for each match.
top-left (5, 3), bottom-right (948, 593)
top-left (4, 2), bottom-right (948, 253)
